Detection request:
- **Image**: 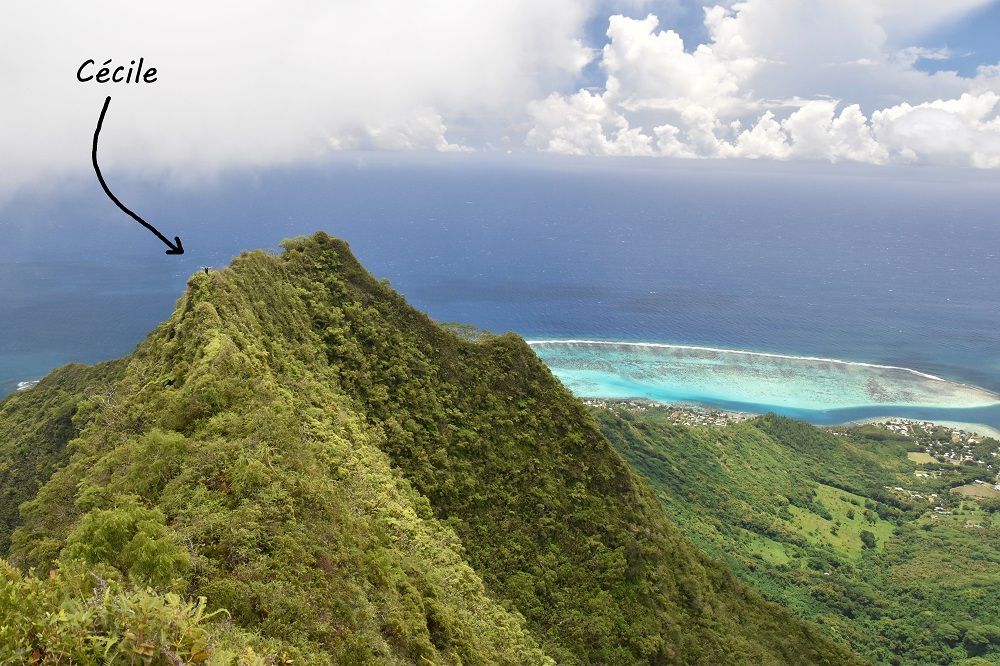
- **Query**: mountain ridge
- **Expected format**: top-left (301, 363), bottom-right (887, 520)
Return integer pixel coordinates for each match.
top-left (0, 232), bottom-right (857, 664)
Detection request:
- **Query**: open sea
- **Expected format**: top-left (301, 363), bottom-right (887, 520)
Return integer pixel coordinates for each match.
top-left (2, 155), bottom-right (999, 429)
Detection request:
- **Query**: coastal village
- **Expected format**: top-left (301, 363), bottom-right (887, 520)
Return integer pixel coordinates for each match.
top-left (856, 418), bottom-right (1000, 503)
top-left (582, 398), bottom-right (755, 428)
top-left (873, 418), bottom-right (997, 466)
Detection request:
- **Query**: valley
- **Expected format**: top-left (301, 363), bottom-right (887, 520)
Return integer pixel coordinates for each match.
top-left (595, 402), bottom-right (1000, 665)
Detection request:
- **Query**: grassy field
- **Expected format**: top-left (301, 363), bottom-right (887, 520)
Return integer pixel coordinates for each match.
top-left (747, 536), bottom-right (793, 565)
top-left (784, 483), bottom-right (895, 554)
top-left (907, 451), bottom-right (937, 464)
top-left (952, 482), bottom-right (1000, 498)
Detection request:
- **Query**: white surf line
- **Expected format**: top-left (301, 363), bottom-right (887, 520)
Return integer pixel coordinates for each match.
top-left (526, 339), bottom-right (955, 383)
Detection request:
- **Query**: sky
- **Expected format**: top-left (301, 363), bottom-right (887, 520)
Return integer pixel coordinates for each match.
top-left (3, 0), bottom-right (1000, 203)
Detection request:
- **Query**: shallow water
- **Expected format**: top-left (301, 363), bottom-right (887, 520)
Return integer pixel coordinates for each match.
top-left (529, 340), bottom-right (1000, 410)
top-left (530, 339), bottom-right (1000, 428)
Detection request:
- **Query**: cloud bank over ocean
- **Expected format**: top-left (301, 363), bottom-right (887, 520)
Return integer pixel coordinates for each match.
top-left (0, 0), bottom-right (591, 198)
top-left (3, 0), bottom-right (1000, 202)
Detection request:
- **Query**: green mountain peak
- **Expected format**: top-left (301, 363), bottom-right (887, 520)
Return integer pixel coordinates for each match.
top-left (0, 233), bottom-right (857, 664)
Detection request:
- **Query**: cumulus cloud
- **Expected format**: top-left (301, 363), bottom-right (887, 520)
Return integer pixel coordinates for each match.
top-left (873, 93), bottom-right (1000, 167)
top-left (601, 12), bottom-right (758, 114)
top-left (527, 90), bottom-right (654, 156)
top-left (528, 1), bottom-right (1000, 167)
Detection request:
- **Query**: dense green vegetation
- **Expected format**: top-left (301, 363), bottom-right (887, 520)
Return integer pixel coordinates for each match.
top-left (0, 233), bottom-right (855, 663)
top-left (0, 559), bottom-right (283, 663)
top-left (597, 405), bottom-right (1000, 665)
top-left (0, 360), bottom-right (125, 553)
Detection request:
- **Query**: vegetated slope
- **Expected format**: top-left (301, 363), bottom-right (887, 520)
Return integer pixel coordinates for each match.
top-left (0, 360), bottom-right (126, 553)
top-left (0, 233), bottom-right (856, 664)
top-left (597, 405), bottom-right (1000, 665)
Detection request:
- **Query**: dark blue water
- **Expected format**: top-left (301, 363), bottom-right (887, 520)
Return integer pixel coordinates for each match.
top-left (2, 155), bottom-right (999, 425)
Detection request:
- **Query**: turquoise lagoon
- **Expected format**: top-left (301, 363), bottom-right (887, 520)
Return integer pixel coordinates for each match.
top-left (529, 340), bottom-right (1000, 430)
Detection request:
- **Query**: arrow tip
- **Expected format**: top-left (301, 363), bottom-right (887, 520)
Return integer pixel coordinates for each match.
top-left (165, 236), bottom-right (184, 255)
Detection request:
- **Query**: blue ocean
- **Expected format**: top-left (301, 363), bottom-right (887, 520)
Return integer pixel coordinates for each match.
top-left (2, 155), bottom-right (999, 429)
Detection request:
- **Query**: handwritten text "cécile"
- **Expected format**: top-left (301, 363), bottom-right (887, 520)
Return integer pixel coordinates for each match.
top-left (77, 58), bottom-right (157, 84)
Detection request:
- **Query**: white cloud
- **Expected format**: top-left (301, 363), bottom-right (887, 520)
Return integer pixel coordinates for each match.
top-left (3, 0), bottom-right (1000, 194)
top-left (526, 1), bottom-right (1000, 167)
top-left (728, 113), bottom-right (783, 158)
top-left (779, 101), bottom-right (887, 163)
top-left (872, 93), bottom-right (1000, 167)
top-left (893, 46), bottom-right (954, 67)
top-left (601, 13), bottom-right (758, 114)
top-left (329, 109), bottom-right (471, 153)
top-left (527, 90), bottom-right (654, 156)
top-left (0, 0), bottom-right (591, 199)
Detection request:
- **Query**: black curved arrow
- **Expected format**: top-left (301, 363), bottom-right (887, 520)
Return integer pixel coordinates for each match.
top-left (92, 96), bottom-right (184, 255)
